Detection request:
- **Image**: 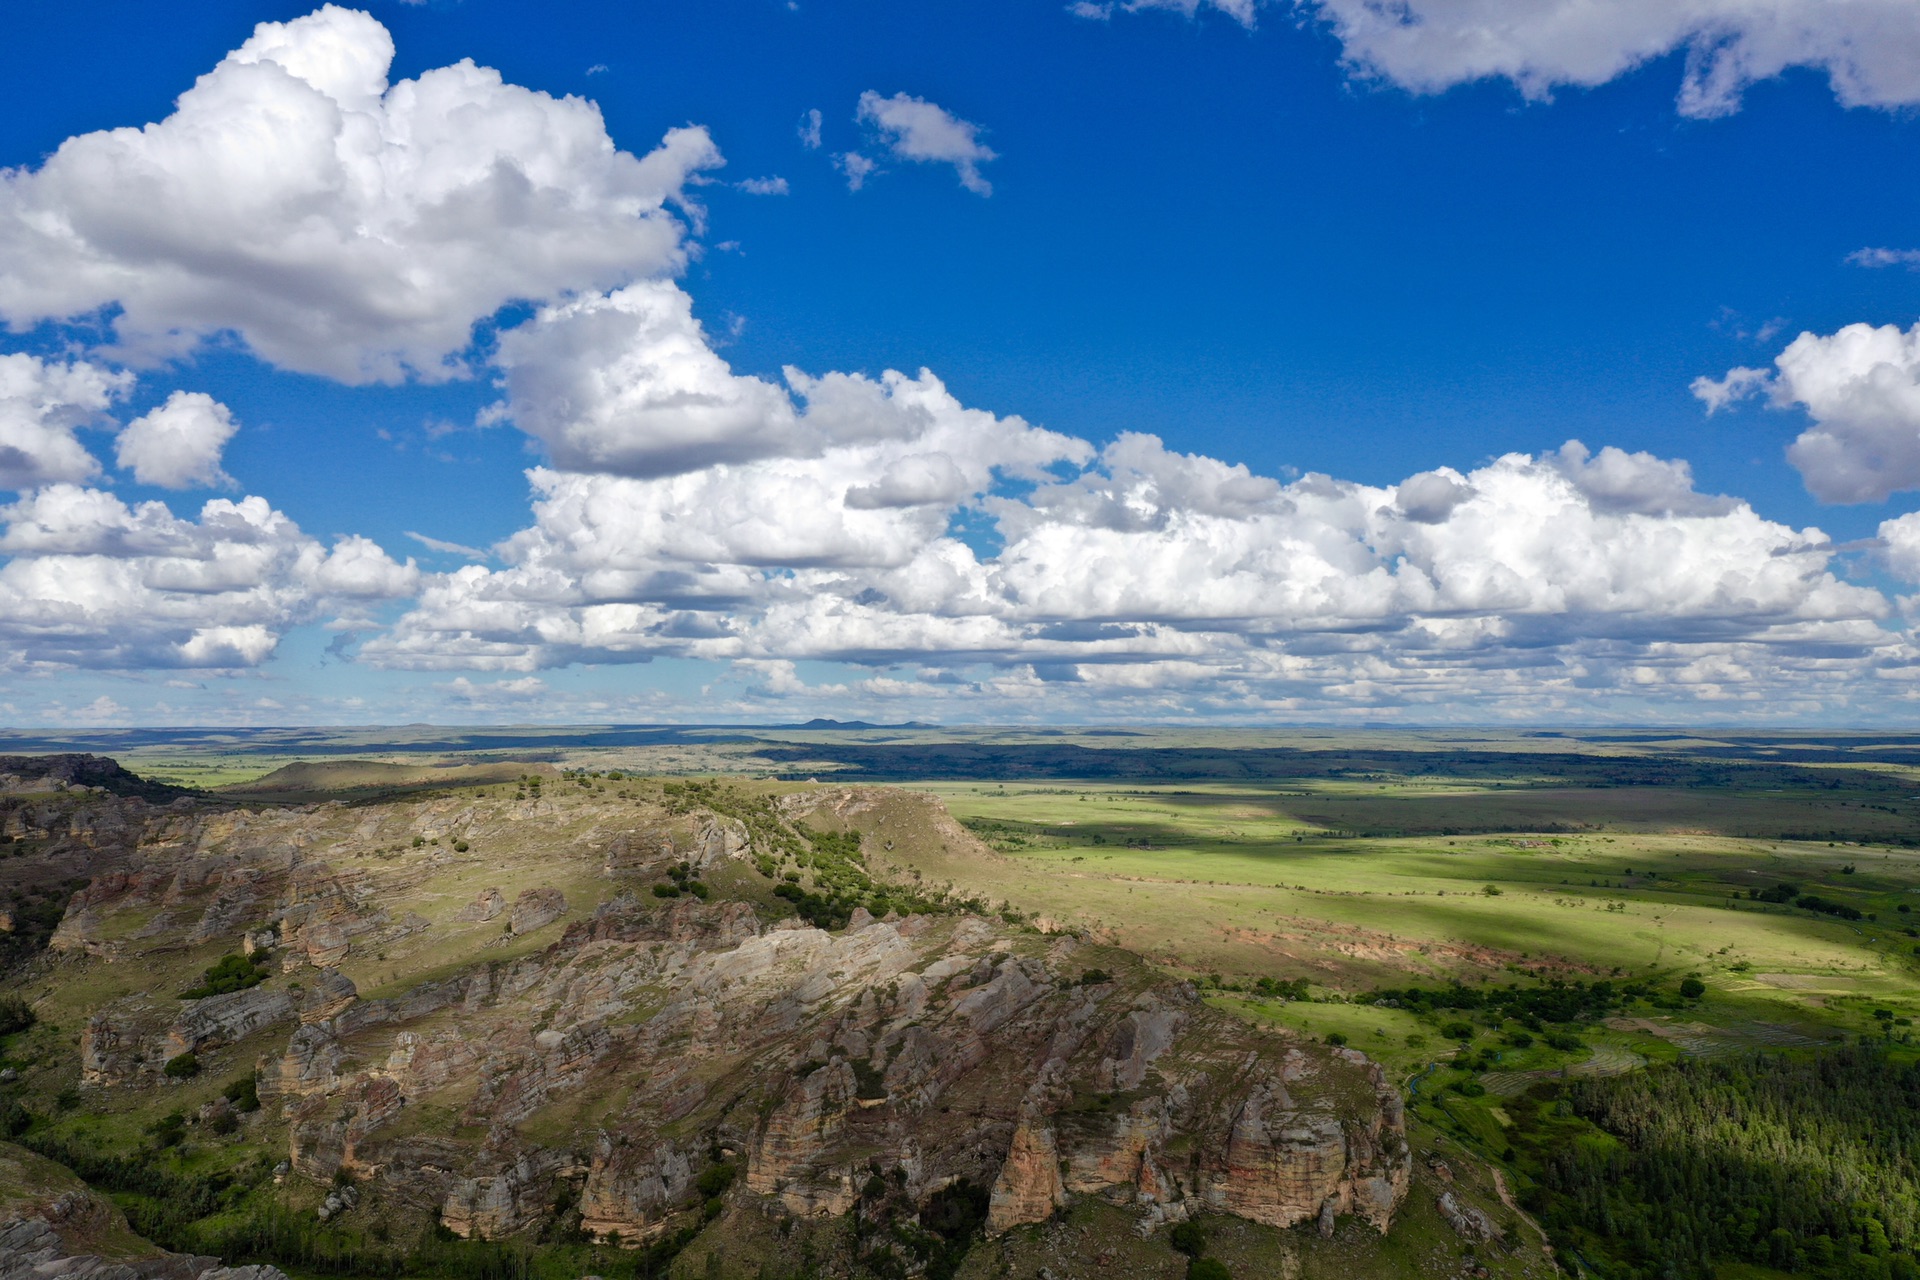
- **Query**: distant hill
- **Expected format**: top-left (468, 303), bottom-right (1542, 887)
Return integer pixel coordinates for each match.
top-left (221, 758), bottom-right (548, 798)
top-left (0, 754), bottom-right (193, 803)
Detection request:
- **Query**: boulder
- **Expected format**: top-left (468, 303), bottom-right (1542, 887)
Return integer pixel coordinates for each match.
top-left (453, 889), bottom-right (506, 923)
top-left (508, 887), bottom-right (566, 936)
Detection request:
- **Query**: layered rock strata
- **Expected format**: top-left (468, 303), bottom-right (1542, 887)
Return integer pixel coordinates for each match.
top-left (36, 780), bottom-right (1408, 1250)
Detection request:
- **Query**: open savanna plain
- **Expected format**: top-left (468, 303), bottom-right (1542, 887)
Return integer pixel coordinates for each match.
top-left (772, 736), bottom-right (1920, 1280)
top-left (898, 777), bottom-right (1920, 1024)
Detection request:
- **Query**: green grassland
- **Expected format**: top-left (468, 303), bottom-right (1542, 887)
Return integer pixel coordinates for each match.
top-left (822, 774), bottom-right (1920, 1112)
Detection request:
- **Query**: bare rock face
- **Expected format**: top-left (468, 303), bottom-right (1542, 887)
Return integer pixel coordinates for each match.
top-left (79, 1013), bottom-right (137, 1087)
top-left (1437, 1189), bottom-right (1501, 1242)
top-left (579, 1138), bottom-right (695, 1242)
top-left (289, 1076), bottom-right (405, 1180)
top-left (258, 1025), bottom-right (344, 1104)
top-left (508, 887), bottom-right (566, 935)
top-left (166, 988), bottom-right (295, 1061)
top-left (747, 1059), bottom-right (859, 1215)
top-left (299, 970), bottom-right (357, 1025)
top-left (693, 819), bottom-right (748, 871)
top-left (454, 888), bottom-right (506, 923)
top-left (441, 1151), bottom-right (565, 1240)
top-left (986, 1119), bottom-right (1068, 1233)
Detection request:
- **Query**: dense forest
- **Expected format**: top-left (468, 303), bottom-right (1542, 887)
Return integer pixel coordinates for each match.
top-left (1511, 1046), bottom-right (1920, 1279)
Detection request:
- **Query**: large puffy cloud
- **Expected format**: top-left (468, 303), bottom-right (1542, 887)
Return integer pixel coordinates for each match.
top-left (490, 280), bottom-right (1087, 480)
top-left (1696, 321), bottom-right (1920, 503)
top-left (365, 285), bottom-right (1903, 708)
top-left (1882, 510), bottom-right (1920, 584)
top-left (986, 435), bottom-right (1873, 637)
top-left (0, 483), bottom-right (416, 669)
top-left (360, 361), bottom-right (1091, 669)
top-left (115, 391), bottom-right (238, 490)
top-left (0, 355), bottom-right (130, 491)
top-left (490, 283), bottom-right (798, 477)
top-left (1092, 0), bottom-right (1920, 119)
top-left (367, 311), bottom-right (1908, 709)
top-left (0, 6), bottom-right (722, 383)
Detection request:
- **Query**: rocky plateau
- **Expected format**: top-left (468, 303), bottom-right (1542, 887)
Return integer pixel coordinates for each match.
top-left (0, 763), bottom-right (1414, 1275)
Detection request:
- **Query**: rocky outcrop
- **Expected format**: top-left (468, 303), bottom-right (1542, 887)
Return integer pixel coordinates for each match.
top-left (0, 1148), bottom-right (285, 1280)
top-left (31, 774), bottom-right (1412, 1261)
top-left (747, 1059), bottom-right (859, 1215)
top-left (0, 1213), bottom-right (288, 1280)
top-left (1437, 1189), bottom-right (1501, 1242)
top-left (579, 1138), bottom-right (696, 1242)
top-left (298, 970), bottom-right (357, 1024)
top-left (258, 1025), bottom-right (344, 1105)
top-left (986, 1119), bottom-right (1068, 1233)
top-left (454, 889), bottom-right (506, 922)
top-left (693, 819), bottom-right (748, 870)
top-left (289, 1076), bottom-right (404, 1179)
top-left (1207, 1084), bottom-right (1349, 1228)
top-left (440, 1151), bottom-right (565, 1240)
top-left (166, 988), bottom-right (295, 1059)
top-left (508, 888), bottom-right (566, 935)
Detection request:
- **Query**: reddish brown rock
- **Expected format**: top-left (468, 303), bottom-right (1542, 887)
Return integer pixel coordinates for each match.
top-left (986, 1119), bottom-right (1068, 1232)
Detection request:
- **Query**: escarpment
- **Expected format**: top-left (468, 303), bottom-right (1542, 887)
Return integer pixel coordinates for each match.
top-left (12, 772), bottom-right (1410, 1256)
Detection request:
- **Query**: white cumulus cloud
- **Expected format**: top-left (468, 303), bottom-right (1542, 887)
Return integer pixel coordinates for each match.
top-left (854, 92), bottom-right (996, 195)
top-left (0, 355), bottom-right (130, 491)
top-left (491, 282), bottom-right (800, 478)
top-left (1697, 321), bottom-right (1920, 503)
top-left (0, 5), bottom-right (724, 383)
top-left (0, 483), bottom-right (416, 670)
top-left (1881, 510), bottom-right (1920, 584)
top-left (115, 391), bottom-right (239, 490)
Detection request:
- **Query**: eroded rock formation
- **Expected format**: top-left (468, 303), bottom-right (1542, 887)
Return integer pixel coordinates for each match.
top-left (26, 776), bottom-right (1409, 1254)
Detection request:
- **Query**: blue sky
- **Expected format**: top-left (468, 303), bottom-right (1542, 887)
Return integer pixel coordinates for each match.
top-left (3, 0), bottom-right (1920, 725)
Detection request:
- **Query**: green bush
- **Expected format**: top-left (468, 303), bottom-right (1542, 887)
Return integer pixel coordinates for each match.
top-left (1324, 1032), bottom-right (1347, 1046)
top-left (1441, 1021), bottom-right (1475, 1040)
top-left (694, 1162), bottom-right (736, 1198)
top-left (179, 954), bottom-right (269, 999)
top-left (1168, 1219), bottom-right (1205, 1257)
top-left (1188, 1259), bottom-right (1232, 1280)
top-left (1679, 978), bottom-right (1706, 1000)
top-left (162, 1052), bottom-right (200, 1079)
top-left (147, 1111), bottom-right (187, 1146)
top-left (0, 996), bottom-right (36, 1037)
top-left (223, 1074), bottom-right (260, 1112)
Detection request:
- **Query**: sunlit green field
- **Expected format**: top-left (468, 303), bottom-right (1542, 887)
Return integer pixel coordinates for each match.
top-left (895, 779), bottom-right (1920, 1043)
